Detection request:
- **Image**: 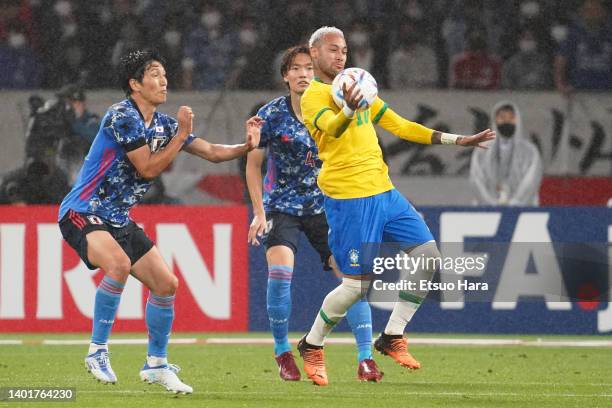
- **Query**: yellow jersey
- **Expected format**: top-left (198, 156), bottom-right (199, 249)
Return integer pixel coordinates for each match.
top-left (301, 78), bottom-right (435, 199)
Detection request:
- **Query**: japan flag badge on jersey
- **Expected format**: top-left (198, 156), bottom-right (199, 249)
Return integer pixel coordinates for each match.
top-left (87, 215), bottom-right (103, 225)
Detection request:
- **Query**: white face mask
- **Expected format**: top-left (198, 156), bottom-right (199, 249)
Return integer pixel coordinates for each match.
top-left (163, 30), bottom-right (181, 47)
top-left (54, 0), bottom-right (72, 17)
top-left (350, 31), bottom-right (368, 48)
top-left (520, 1), bottom-right (540, 18)
top-left (519, 39), bottom-right (537, 52)
top-left (8, 33), bottom-right (26, 48)
top-left (201, 11), bottom-right (221, 29)
top-left (551, 24), bottom-right (568, 43)
top-left (406, 2), bottom-right (423, 20)
top-left (63, 23), bottom-right (77, 37)
top-left (239, 29), bottom-right (257, 46)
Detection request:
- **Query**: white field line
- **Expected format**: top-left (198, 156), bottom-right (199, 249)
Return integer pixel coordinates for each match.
top-left (0, 340), bottom-right (22, 345)
top-left (40, 338), bottom-right (201, 346)
top-left (2, 337), bottom-right (612, 347)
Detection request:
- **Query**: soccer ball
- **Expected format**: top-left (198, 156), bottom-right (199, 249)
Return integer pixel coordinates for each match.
top-left (331, 67), bottom-right (378, 112)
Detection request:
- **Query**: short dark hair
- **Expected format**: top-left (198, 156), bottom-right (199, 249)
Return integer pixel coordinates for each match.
top-left (496, 104), bottom-right (515, 115)
top-left (280, 45), bottom-right (311, 79)
top-left (119, 49), bottom-right (166, 96)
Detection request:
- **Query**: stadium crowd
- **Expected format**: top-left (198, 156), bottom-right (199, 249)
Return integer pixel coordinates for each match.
top-left (0, 0), bottom-right (611, 92)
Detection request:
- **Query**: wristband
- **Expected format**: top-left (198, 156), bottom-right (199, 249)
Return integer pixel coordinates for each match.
top-left (342, 105), bottom-right (355, 119)
top-left (441, 132), bottom-right (460, 145)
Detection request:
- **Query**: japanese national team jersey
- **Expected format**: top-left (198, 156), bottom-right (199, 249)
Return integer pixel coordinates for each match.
top-left (58, 98), bottom-right (194, 227)
top-left (257, 95), bottom-right (323, 216)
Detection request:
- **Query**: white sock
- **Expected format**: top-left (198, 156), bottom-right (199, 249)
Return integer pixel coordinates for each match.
top-left (384, 300), bottom-right (419, 335)
top-left (88, 342), bottom-right (107, 354)
top-left (384, 241), bottom-right (440, 335)
top-left (306, 278), bottom-right (364, 346)
top-left (147, 355), bottom-right (168, 368)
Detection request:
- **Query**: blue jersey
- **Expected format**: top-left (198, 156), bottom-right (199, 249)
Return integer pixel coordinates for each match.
top-left (257, 95), bottom-right (323, 216)
top-left (58, 98), bottom-right (194, 227)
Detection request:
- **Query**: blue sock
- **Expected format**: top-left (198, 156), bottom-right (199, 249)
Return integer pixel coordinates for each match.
top-left (267, 265), bottom-right (293, 356)
top-left (91, 276), bottom-right (124, 346)
top-left (146, 293), bottom-right (175, 358)
top-left (346, 298), bottom-right (373, 362)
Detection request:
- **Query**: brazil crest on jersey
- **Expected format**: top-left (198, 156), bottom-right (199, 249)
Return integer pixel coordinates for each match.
top-left (257, 95), bottom-right (323, 216)
top-left (58, 98), bottom-right (194, 227)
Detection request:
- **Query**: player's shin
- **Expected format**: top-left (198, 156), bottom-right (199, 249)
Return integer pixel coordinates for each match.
top-left (306, 278), bottom-right (365, 346)
top-left (90, 276), bottom-right (125, 351)
top-left (384, 241), bottom-right (440, 335)
top-left (346, 298), bottom-right (373, 362)
top-left (145, 293), bottom-right (175, 365)
top-left (266, 265), bottom-right (293, 356)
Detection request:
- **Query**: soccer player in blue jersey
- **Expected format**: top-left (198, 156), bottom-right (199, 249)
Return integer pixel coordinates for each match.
top-left (58, 49), bottom-right (262, 394)
top-left (245, 45), bottom-right (382, 382)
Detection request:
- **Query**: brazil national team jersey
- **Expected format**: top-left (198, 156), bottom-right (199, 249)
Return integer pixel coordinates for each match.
top-left (257, 95), bottom-right (323, 216)
top-left (301, 78), bottom-right (434, 199)
top-left (58, 98), bottom-right (194, 227)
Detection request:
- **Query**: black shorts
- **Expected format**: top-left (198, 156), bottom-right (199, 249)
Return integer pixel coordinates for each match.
top-left (59, 210), bottom-right (154, 270)
top-left (263, 211), bottom-right (332, 270)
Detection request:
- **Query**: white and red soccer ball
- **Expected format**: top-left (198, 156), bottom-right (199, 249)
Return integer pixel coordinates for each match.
top-left (331, 67), bottom-right (378, 112)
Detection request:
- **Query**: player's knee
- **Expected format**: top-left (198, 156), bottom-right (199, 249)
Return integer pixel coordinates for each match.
top-left (107, 255), bottom-right (131, 279)
top-left (407, 241), bottom-right (441, 278)
top-left (158, 274), bottom-right (179, 296)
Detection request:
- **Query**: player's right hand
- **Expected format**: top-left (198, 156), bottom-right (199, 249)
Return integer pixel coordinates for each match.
top-left (342, 81), bottom-right (363, 111)
top-left (177, 106), bottom-right (194, 137)
top-left (248, 214), bottom-right (267, 246)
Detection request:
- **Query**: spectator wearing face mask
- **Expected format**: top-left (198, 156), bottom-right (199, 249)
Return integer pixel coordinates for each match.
top-left (449, 29), bottom-right (502, 90)
top-left (182, 5), bottom-right (236, 90)
top-left (388, 21), bottom-right (438, 89)
top-left (502, 28), bottom-right (551, 89)
top-left (470, 102), bottom-right (542, 206)
top-left (347, 21), bottom-right (374, 72)
top-left (229, 19), bottom-right (269, 89)
top-left (0, 25), bottom-right (42, 88)
top-left (158, 16), bottom-right (184, 87)
top-left (555, 0), bottom-right (612, 94)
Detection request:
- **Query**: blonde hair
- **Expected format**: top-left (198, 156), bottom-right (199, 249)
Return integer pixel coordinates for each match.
top-left (308, 26), bottom-right (344, 48)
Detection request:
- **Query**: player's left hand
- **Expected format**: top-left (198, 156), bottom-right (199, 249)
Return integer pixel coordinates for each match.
top-left (245, 116), bottom-right (264, 151)
top-left (457, 128), bottom-right (496, 149)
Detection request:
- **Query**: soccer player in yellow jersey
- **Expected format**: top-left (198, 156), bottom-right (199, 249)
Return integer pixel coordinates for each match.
top-left (297, 26), bottom-right (495, 386)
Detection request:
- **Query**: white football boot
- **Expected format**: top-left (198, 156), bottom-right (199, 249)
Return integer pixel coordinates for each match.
top-left (139, 362), bottom-right (193, 394)
top-left (85, 349), bottom-right (117, 384)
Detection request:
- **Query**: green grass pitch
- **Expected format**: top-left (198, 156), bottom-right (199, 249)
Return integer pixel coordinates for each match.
top-left (1, 333), bottom-right (611, 408)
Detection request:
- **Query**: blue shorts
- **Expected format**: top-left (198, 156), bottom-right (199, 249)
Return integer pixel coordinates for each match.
top-left (324, 189), bottom-right (434, 275)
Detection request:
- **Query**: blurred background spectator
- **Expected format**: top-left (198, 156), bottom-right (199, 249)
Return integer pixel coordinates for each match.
top-left (0, 156), bottom-right (70, 204)
top-left (555, 0), bottom-right (612, 94)
top-left (0, 22), bottom-right (42, 88)
top-left (502, 27), bottom-right (552, 89)
top-left (347, 20), bottom-right (374, 72)
top-left (0, 0), bottom-right (607, 92)
top-left (388, 21), bottom-right (438, 89)
top-left (182, 3), bottom-right (237, 90)
top-left (449, 29), bottom-right (502, 90)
